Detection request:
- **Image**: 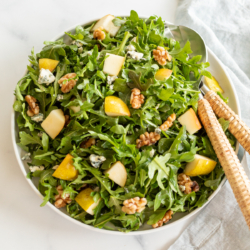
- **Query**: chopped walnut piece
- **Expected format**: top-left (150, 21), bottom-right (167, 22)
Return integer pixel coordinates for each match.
top-left (136, 132), bottom-right (161, 148)
top-left (25, 95), bottom-right (39, 117)
top-left (160, 113), bottom-right (176, 131)
top-left (122, 197), bottom-right (147, 214)
top-left (153, 46), bottom-right (172, 66)
top-left (177, 173), bottom-right (200, 194)
top-left (54, 185), bottom-right (72, 208)
top-left (152, 210), bottom-right (173, 228)
top-left (130, 88), bottom-right (145, 109)
top-left (93, 27), bottom-right (106, 41)
top-left (80, 138), bottom-right (96, 148)
top-left (64, 115), bottom-right (70, 127)
top-left (58, 73), bottom-right (78, 93)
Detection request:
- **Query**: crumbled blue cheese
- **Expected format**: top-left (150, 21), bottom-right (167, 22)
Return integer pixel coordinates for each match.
top-left (131, 37), bottom-right (137, 43)
top-left (52, 165), bottom-right (59, 170)
top-left (126, 44), bottom-right (136, 51)
top-left (78, 47), bottom-right (83, 53)
top-left (127, 51), bottom-right (144, 61)
top-left (37, 131), bottom-right (43, 137)
top-left (71, 40), bottom-right (83, 47)
top-left (89, 154), bottom-right (106, 168)
top-left (87, 50), bottom-right (100, 59)
top-left (38, 68), bottom-right (55, 85)
top-left (107, 75), bottom-right (117, 85)
top-left (29, 166), bottom-right (44, 172)
top-left (149, 149), bottom-right (155, 158)
top-left (57, 94), bottom-right (64, 101)
top-left (31, 113), bottom-right (44, 123)
top-left (109, 85), bottom-right (114, 90)
top-left (87, 51), bottom-right (92, 56)
top-left (155, 127), bottom-right (162, 135)
top-left (21, 153), bottom-right (31, 161)
top-left (179, 185), bottom-right (186, 192)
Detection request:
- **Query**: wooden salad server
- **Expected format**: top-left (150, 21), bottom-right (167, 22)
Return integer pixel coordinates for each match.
top-left (198, 93), bottom-right (250, 229)
top-left (165, 23), bottom-right (250, 229)
top-left (200, 83), bottom-right (250, 155)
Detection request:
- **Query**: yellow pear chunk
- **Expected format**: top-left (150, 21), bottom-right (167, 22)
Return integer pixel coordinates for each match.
top-left (39, 58), bottom-right (59, 72)
top-left (103, 53), bottom-right (125, 76)
top-left (105, 96), bottom-right (130, 117)
top-left (70, 106), bottom-right (81, 113)
top-left (178, 108), bottom-right (202, 135)
top-left (91, 14), bottom-right (120, 37)
top-left (41, 109), bottom-right (65, 139)
top-left (204, 76), bottom-right (224, 93)
top-left (155, 69), bottom-right (172, 80)
top-left (52, 154), bottom-right (78, 180)
top-left (104, 161), bottom-right (127, 187)
top-left (184, 154), bottom-right (217, 176)
top-left (75, 188), bottom-right (100, 215)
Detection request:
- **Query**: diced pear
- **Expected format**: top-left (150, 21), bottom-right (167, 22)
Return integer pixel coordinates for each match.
top-left (39, 58), bottom-right (59, 72)
top-left (104, 161), bottom-right (127, 187)
top-left (204, 76), bottom-right (224, 93)
top-left (178, 108), bottom-right (202, 135)
top-left (103, 53), bottom-right (125, 76)
top-left (92, 14), bottom-right (120, 37)
top-left (52, 154), bottom-right (78, 180)
top-left (105, 96), bottom-right (130, 117)
top-left (75, 188), bottom-right (100, 215)
top-left (41, 109), bottom-right (65, 139)
top-left (155, 69), bottom-right (172, 80)
top-left (184, 154), bottom-right (217, 176)
top-left (70, 106), bottom-right (81, 113)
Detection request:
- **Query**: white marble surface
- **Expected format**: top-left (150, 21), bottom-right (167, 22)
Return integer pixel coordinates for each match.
top-left (0, 1), bottom-right (208, 249)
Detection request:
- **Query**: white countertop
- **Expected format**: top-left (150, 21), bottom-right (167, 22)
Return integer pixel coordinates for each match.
top-left (0, 1), bottom-right (206, 249)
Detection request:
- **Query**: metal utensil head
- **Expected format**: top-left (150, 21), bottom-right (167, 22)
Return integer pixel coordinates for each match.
top-left (164, 24), bottom-right (207, 87)
top-left (165, 24), bottom-right (207, 63)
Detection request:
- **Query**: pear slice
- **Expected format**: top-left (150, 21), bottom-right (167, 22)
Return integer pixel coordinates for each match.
top-left (75, 188), bottom-right (100, 215)
top-left (204, 76), bottom-right (224, 93)
top-left (103, 53), bottom-right (125, 76)
top-left (41, 109), bottom-right (65, 139)
top-left (104, 96), bottom-right (130, 117)
top-left (52, 154), bottom-right (78, 180)
top-left (184, 154), bottom-right (217, 176)
top-left (70, 106), bottom-right (81, 113)
top-left (104, 161), bottom-right (127, 187)
top-left (91, 14), bottom-right (120, 37)
top-left (178, 108), bottom-right (202, 135)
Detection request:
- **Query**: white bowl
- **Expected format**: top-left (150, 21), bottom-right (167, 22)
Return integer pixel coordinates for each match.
top-left (11, 18), bottom-right (240, 235)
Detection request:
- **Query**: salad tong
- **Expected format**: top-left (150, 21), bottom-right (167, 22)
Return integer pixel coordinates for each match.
top-left (165, 24), bottom-right (250, 229)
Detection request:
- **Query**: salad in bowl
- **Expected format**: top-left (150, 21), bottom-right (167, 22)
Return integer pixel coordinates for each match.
top-left (13, 11), bottom-right (235, 232)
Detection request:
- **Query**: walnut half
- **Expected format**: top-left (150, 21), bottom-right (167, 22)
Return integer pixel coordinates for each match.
top-left (136, 131), bottom-right (161, 148)
top-left (160, 113), bottom-right (176, 131)
top-left (130, 88), bottom-right (145, 109)
top-left (152, 210), bottom-right (173, 228)
top-left (54, 185), bottom-right (72, 208)
top-left (122, 197), bottom-right (147, 214)
top-left (177, 173), bottom-right (199, 194)
top-left (25, 95), bottom-right (39, 117)
top-left (93, 27), bottom-right (106, 41)
top-left (58, 73), bottom-right (78, 93)
top-left (153, 46), bottom-right (172, 66)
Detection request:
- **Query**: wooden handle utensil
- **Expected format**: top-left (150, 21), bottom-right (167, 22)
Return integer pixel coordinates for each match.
top-left (198, 98), bottom-right (250, 229)
top-left (204, 90), bottom-right (250, 155)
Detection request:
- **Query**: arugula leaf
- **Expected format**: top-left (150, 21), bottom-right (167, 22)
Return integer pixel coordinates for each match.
top-left (148, 154), bottom-right (171, 189)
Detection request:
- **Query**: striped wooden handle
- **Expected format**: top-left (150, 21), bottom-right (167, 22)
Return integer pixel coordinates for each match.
top-left (205, 90), bottom-right (250, 155)
top-left (198, 98), bottom-right (250, 229)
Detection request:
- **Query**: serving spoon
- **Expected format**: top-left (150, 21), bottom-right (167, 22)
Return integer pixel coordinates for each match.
top-left (164, 24), bottom-right (250, 229)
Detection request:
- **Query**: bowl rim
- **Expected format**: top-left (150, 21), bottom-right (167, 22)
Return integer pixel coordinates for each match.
top-left (11, 16), bottom-right (241, 235)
